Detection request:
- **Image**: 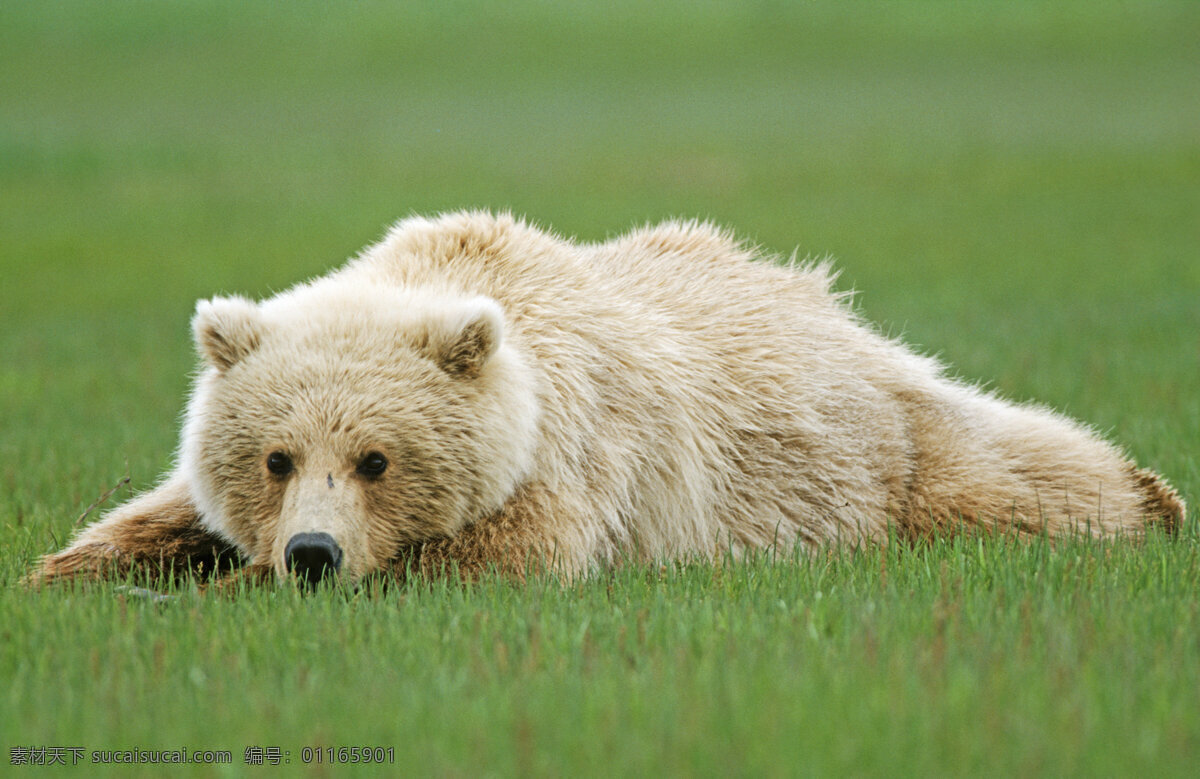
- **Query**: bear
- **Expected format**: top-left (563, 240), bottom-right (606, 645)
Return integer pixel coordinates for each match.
top-left (30, 211), bottom-right (1186, 586)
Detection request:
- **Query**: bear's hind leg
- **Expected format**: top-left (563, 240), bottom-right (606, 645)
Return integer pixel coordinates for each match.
top-left (27, 473), bottom-right (238, 585)
top-left (1131, 465), bottom-right (1187, 535)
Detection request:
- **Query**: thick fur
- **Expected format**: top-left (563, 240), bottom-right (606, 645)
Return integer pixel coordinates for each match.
top-left (30, 212), bottom-right (1186, 585)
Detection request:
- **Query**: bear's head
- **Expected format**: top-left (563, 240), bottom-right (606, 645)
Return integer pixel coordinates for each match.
top-left (178, 280), bottom-right (540, 584)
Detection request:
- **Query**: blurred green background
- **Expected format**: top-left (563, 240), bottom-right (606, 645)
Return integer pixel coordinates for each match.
top-left (1, 1), bottom-right (1197, 772)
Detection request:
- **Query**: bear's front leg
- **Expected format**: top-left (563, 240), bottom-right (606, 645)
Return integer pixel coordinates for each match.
top-left (27, 473), bottom-right (239, 585)
top-left (396, 483), bottom-right (575, 582)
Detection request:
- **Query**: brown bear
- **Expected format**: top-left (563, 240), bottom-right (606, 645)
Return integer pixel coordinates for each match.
top-left (30, 211), bottom-right (1185, 586)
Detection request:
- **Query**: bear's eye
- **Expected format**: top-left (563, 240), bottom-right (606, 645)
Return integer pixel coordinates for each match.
top-left (266, 451), bottom-right (294, 477)
top-left (357, 452), bottom-right (388, 478)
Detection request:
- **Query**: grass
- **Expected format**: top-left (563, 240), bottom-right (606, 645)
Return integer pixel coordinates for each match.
top-left (6, 536), bottom-right (1199, 775)
top-left (1, 1), bottom-right (1197, 775)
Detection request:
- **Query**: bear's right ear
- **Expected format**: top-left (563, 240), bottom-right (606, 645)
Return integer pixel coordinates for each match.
top-left (192, 296), bottom-right (263, 372)
top-left (424, 297), bottom-right (505, 379)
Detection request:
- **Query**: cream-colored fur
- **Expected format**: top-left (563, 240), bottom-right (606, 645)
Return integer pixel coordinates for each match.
top-left (33, 211), bottom-right (1185, 584)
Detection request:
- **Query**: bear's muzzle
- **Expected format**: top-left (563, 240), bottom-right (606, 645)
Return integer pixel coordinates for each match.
top-left (285, 532), bottom-right (343, 586)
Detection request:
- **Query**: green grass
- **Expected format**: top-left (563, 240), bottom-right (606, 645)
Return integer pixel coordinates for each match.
top-left (2, 1), bottom-right (1197, 775)
top-left (6, 537), bottom-right (1199, 775)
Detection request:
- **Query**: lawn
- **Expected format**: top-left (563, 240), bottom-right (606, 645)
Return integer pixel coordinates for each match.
top-left (1, 1), bottom-right (1197, 775)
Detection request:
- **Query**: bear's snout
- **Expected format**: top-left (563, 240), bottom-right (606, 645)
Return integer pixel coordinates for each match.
top-left (285, 532), bottom-right (343, 586)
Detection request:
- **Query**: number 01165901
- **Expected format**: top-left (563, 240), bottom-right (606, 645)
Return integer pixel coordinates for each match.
top-left (300, 747), bottom-right (395, 765)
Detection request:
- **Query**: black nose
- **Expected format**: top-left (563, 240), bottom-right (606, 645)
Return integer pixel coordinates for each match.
top-left (285, 532), bottom-right (343, 586)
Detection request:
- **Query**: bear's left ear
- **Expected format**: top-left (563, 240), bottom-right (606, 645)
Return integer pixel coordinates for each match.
top-left (427, 297), bottom-right (504, 378)
top-left (192, 295), bottom-right (264, 372)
